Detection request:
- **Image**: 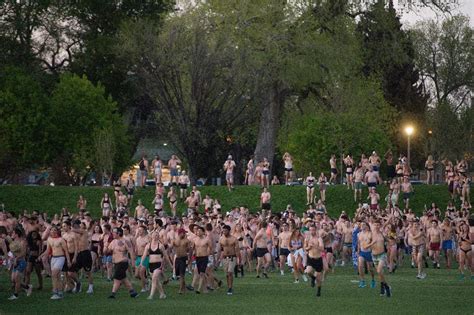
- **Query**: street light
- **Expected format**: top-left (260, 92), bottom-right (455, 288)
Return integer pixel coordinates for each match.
top-left (405, 126), bottom-right (414, 167)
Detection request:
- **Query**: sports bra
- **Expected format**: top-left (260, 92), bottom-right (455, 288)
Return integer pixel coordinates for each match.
top-left (149, 244), bottom-right (162, 256)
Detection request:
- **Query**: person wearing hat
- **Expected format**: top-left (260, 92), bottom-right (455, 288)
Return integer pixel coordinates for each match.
top-left (219, 225), bottom-right (240, 295)
top-left (173, 228), bottom-right (191, 294)
top-left (223, 155), bottom-right (236, 192)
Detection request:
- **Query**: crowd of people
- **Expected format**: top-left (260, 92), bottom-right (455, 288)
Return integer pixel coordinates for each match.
top-left (0, 151), bottom-right (472, 302)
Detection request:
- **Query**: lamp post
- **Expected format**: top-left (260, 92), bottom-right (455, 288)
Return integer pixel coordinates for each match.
top-left (405, 126), bottom-right (414, 167)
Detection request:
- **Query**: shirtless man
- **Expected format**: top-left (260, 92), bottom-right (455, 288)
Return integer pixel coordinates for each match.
top-left (8, 228), bottom-right (28, 300)
top-left (202, 195), bottom-right (213, 214)
top-left (134, 226), bottom-right (150, 292)
top-left (441, 218), bottom-right (454, 268)
top-left (253, 221), bottom-right (271, 278)
top-left (71, 220), bottom-right (94, 294)
top-left (354, 164), bottom-right (365, 202)
top-left (105, 227), bottom-right (138, 298)
top-left (134, 200), bottom-right (147, 219)
top-left (401, 177), bottom-right (413, 209)
top-left (224, 155), bottom-right (237, 192)
top-left (125, 174), bottom-right (135, 204)
top-left (219, 225), bottom-right (240, 295)
top-left (62, 221), bottom-right (79, 293)
top-left (427, 220), bottom-right (443, 269)
top-left (368, 221), bottom-right (391, 297)
top-left (341, 218), bottom-right (353, 266)
top-left (304, 225), bottom-right (324, 297)
top-left (192, 226), bottom-right (212, 294)
top-left (357, 222), bottom-right (375, 288)
top-left (283, 152), bottom-right (293, 186)
top-left (329, 155), bottom-right (337, 185)
top-left (39, 226), bottom-right (72, 300)
top-left (364, 166), bottom-right (381, 190)
top-left (173, 228), bottom-right (191, 294)
top-left (278, 222), bottom-right (292, 275)
top-left (260, 188), bottom-right (271, 211)
top-left (367, 188), bottom-right (380, 212)
top-left (178, 171), bottom-right (190, 199)
top-left (168, 154), bottom-right (182, 186)
top-left (369, 151), bottom-right (381, 175)
top-left (407, 220), bottom-right (426, 279)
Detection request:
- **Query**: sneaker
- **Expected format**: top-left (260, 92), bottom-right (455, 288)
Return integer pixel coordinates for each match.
top-left (380, 285), bottom-right (385, 296)
top-left (51, 294), bottom-right (62, 300)
top-left (147, 295), bottom-right (153, 300)
top-left (459, 274), bottom-right (465, 281)
top-left (416, 274), bottom-right (422, 279)
top-left (358, 280), bottom-right (366, 288)
top-left (302, 275), bottom-right (308, 282)
top-left (436, 263), bottom-right (440, 269)
top-left (186, 285), bottom-right (194, 291)
top-left (385, 285), bottom-right (392, 298)
top-left (370, 280), bottom-right (376, 288)
top-left (159, 294), bottom-right (166, 299)
top-left (140, 288), bottom-right (148, 293)
top-left (87, 286), bottom-right (93, 294)
top-left (280, 270), bottom-right (284, 276)
top-left (294, 279), bottom-right (299, 284)
top-left (108, 294), bottom-right (116, 299)
top-left (75, 281), bottom-right (82, 293)
top-left (206, 286), bottom-right (214, 291)
top-left (227, 288), bottom-right (233, 296)
top-left (8, 295), bottom-right (18, 301)
top-left (27, 284), bottom-right (33, 297)
top-left (262, 272), bottom-right (268, 279)
top-left (130, 292), bottom-right (139, 298)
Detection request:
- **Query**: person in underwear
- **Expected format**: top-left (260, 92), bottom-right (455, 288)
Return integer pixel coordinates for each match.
top-left (105, 227), bottom-right (139, 299)
top-left (141, 231), bottom-right (171, 299)
top-left (357, 222), bottom-right (375, 288)
top-left (168, 155), bottom-right (182, 186)
top-left (192, 225), bottom-right (212, 294)
top-left (253, 221), bottom-right (271, 279)
top-left (101, 193), bottom-right (113, 217)
top-left (283, 152), bottom-right (294, 186)
top-left (304, 225), bottom-right (324, 297)
top-left (219, 225), bottom-right (240, 295)
top-left (457, 222), bottom-right (473, 280)
top-left (368, 220), bottom-right (391, 297)
top-left (125, 174), bottom-right (135, 204)
top-left (178, 171), bottom-right (190, 200)
top-left (289, 229), bottom-right (306, 283)
top-left (425, 155), bottom-right (435, 185)
top-left (152, 155), bottom-right (163, 184)
top-left (353, 163), bottom-right (365, 202)
top-left (318, 173), bottom-right (327, 203)
top-left (407, 220), bottom-right (427, 279)
top-left (278, 222), bottom-right (292, 275)
top-left (329, 155), bottom-right (337, 185)
top-left (224, 155), bottom-right (237, 192)
top-left (138, 155), bottom-right (149, 188)
top-left (260, 188), bottom-right (271, 211)
top-left (134, 225), bottom-right (150, 293)
top-left (427, 220), bottom-right (443, 269)
top-left (384, 149), bottom-right (396, 181)
top-left (344, 154), bottom-right (354, 190)
top-left (173, 228), bottom-right (191, 294)
top-left (261, 157), bottom-right (271, 188)
top-left (8, 228), bottom-right (28, 300)
top-left (167, 186), bottom-right (178, 217)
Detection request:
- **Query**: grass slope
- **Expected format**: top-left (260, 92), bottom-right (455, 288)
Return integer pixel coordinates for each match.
top-left (0, 184), bottom-right (471, 218)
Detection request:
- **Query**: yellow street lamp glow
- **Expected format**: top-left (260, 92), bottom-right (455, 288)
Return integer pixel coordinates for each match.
top-left (405, 126), bottom-right (414, 136)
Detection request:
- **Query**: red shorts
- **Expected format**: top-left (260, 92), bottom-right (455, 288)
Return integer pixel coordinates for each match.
top-left (370, 204), bottom-right (378, 210)
top-left (430, 242), bottom-right (440, 251)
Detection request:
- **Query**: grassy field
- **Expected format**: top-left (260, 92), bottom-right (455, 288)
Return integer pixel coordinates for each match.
top-left (0, 263), bottom-right (472, 315)
top-left (0, 184), bottom-right (471, 218)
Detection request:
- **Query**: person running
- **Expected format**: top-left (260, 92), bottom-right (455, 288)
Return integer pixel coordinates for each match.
top-left (441, 218), bottom-right (454, 268)
top-left (152, 193), bottom-right (164, 217)
top-left (223, 155), bottom-right (237, 192)
top-left (39, 226), bottom-right (72, 300)
top-left (427, 220), bottom-right (442, 269)
top-left (357, 222), bottom-right (375, 288)
top-left (141, 231), bottom-right (171, 299)
top-left (192, 225), bottom-right (212, 294)
top-left (401, 177), bottom-right (413, 209)
top-left (167, 187), bottom-right (178, 217)
top-left (283, 152), bottom-right (293, 186)
top-left (369, 220), bottom-right (392, 297)
top-left (364, 166), bottom-right (381, 190)
top-left (168, 155), bottom-right (182, 186)
top-left (304, 225), bottom-right (324, 297)
top-left (278, 222), bottom-right (292, 275)
top-left (173, 228), bottom-right (191, 294)
top-left (289, 229), bottom-right (305, 283)
top-left (329, 155), bottom-right (337, 185)
top-left (105, 227), bottom-right (139, 299)
top-left (62, 221), bottom-right (79, 293)
top-left (134, 225), bottom-right (150, 293)
top-left (8, 228), bottom-right (28, 300)
top-left (25, 229), bottom-right (43, 292)
top-left (253, 221), bottom-right (271, 279)
top-left (71, 220), bottom-right (94, 294)
top-left (219, 225), bottom-right (240, 295)
top-left (407, 220), bottom-right (427, 279)
top-left (306, 172), bottom-right (316, 205)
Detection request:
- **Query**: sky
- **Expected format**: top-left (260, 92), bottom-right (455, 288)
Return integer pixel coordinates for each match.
top-left (399, 0), bottom-right (474, 27)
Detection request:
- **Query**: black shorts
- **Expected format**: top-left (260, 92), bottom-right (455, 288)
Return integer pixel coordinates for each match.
top-left (367, 182), bottom-right (377, 188)
top-left (72, 250), bottom-right (93, 272)
top-left (149, 262), bottom-right (162, 273)
top-left (256, 248), bottom-right (268, 258)
top-left (325, 247), bottom-right (333, 254)
top-left (175, 256), bottom-right (187, 276)
top-left (196, 256), bottom-right (208, 274)
top-left (262, 203), bottom-right (271, 210)
top-left (127, 188), bottom-right (134, 196)
top-left (285, 168), bottom-right (293, 172)
top-left (113, 261), bottom-right (129, 280)
top-left (307, 256), bottom-right (323, 273)
top-left (387, 165), bottom-right (396, 178)
top-left (331, 168), bottom-right (337, 174)
top-left (180, 184), bottom-right (188, 190)
top-left (27, 254), bottom-right (39, 264)
top-left (262, 170), bottom-right (270, 176)
top-left (63, 253), bottom-right (75, 272)
top-left (279, 248), bottom-right (290, 257)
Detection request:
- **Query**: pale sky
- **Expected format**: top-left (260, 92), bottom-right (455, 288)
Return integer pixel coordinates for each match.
top-left (399, 0), bottom-right (474, 28)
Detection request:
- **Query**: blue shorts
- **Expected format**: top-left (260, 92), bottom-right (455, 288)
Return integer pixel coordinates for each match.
top-left (13, 258), bottom-right (27, 273)
top-left (442, 240), bottom-right (453, 250)
top-left (359, 250), bottom-right (373, 262)
top-left (102, 255), bottom-right (112, 264)
top-left (135, 256), bottom-right (149, 268)
top-left (170, 168), bottom-right (179, 177)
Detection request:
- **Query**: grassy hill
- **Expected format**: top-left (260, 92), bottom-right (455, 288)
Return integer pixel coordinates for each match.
top-left (0, 184), bottom-right (470, 218)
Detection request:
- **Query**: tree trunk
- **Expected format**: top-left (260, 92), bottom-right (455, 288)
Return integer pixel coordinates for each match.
top-left (253, 83), bottom-right (286, 169)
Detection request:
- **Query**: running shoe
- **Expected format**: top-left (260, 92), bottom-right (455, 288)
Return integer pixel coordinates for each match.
top-left (159, 294), bottom-right (166, 299)
top-left (358, 280), bottom-right (366, 288)
top-left (459, 274), bottom-right (465, 281)
top-left (294, 279), bottom-right (299, 284)
top-left (302, 275), bottom-right (308, 282)
top-left (186, 285), bottom-right (195, 291)
top-left (130, 292), bottom-right (139, 298)
top-left (370, 280), bottom-right (376, 288)
top-left (51, 294), bottom-right (62, 300)
top-left (380, 284), bottom-right (385, 296)
top-left (26, 284), bottom-right (33, 297)
top-left (385, 285), bottom-right (392, 298)
top-left (8, 295), bottom-right (18, 300)
top-left (87, 287), bottom-right (94, 294)
top-left (227, 288), bottom-right (233, 296)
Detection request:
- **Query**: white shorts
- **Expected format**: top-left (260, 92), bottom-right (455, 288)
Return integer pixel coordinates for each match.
top-left (207, 255), bottom-right (214, 268)
top-left (51, 256), bottom-right (65, 271)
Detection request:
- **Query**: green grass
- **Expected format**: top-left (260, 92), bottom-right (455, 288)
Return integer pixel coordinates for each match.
top-left (0, 184), bottom-right (471, 218)
top-left (0, 263), bottom-right (472, 314)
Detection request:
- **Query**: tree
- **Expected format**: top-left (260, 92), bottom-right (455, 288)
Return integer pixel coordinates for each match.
top-left (411, 15), bottom-right (473, 112)
top-left (118, 10), bottom-right (256, 180)
top-left (47, 73), bottom-right (130, 184)
top-left (94, 128), bottom-right (116, 185)
top-left (0, 67), bottom-right (49, 182)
